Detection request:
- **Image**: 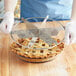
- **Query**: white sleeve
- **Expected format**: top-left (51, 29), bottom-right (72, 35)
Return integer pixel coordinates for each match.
top-left (4, 0), bottom-right (18, 13)
top-left (71, 0), bottom-right (76, 20)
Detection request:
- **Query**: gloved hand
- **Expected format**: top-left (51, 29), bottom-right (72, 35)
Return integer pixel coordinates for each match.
top-left (0, 12), bottom-right (14, 33)
top-left (65, 21), bottom-right (76, 45)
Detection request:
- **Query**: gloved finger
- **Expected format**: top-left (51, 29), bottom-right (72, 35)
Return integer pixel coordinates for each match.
top-left (7, 24), bottom-right (13, 33)
top-left (65, 30), bottom-right (70, 45)
top-left (71, 37), bottom-right (76, 44)
top-left (70, 33), bottom-right (76, 44)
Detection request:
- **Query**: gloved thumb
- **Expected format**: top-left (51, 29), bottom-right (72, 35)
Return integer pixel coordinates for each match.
top-left (0, 20), bottom-right (14, 33)
top-left (6, 21), bottom-right (14, 33)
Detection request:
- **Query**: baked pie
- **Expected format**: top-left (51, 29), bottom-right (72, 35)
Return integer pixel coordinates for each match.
top-left (10, 38), bottom-right (64, 63)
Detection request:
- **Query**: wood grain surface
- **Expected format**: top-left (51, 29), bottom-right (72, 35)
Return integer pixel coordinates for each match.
top-left (0, 21), bottom-right (76, 76)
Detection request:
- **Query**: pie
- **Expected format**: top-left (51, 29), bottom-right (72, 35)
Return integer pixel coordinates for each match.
top-left (10, 38), bottom-right (64, 63)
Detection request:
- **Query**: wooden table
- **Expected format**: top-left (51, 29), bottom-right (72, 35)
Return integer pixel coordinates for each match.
top-left (0, 21), bottom-right (76, 76)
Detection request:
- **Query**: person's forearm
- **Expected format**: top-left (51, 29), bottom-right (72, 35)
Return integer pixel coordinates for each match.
top-left (4, 0), bottom-right (18, 12)
top-left (71, 0), bottom-right (76, 20)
